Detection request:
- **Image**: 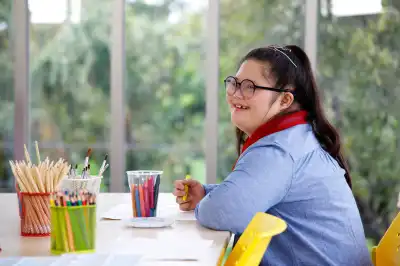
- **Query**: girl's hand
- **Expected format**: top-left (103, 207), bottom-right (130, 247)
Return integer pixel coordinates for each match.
top-left (173, 179), bottom-right (205, 211)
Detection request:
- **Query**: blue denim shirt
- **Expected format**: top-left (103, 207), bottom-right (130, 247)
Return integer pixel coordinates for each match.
top-left (195, 124), bottom-right (371, 266)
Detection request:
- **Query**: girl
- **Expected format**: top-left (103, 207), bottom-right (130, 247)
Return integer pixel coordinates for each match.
top-left (173, 45), bottom-right (371, 265)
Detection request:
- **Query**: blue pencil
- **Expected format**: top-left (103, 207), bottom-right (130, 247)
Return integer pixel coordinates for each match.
top-left (135, 179), bottom-right (141, 217)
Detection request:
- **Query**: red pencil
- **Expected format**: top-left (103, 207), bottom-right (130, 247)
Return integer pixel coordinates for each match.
top-left (143, 179), bottom-right (150, 217)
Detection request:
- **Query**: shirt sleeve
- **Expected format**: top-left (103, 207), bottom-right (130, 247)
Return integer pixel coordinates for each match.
top-left (195, 142), bottom-right (294, 234)
top-left (203, 184), bottom-right (219, 195)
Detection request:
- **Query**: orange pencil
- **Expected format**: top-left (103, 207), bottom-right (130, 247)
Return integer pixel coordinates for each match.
top-left (131, 184), bottom-right (137, 217)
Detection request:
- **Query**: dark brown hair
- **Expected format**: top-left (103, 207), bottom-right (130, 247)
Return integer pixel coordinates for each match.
top-left (235, 45), bottom-right (352, 188)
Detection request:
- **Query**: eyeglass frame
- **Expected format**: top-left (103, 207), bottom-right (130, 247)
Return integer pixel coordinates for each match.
top-left (223, 76), bottom-right (294, 99)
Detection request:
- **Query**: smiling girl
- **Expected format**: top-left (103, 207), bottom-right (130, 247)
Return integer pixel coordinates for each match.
top-left (173, 45), bottom-right (371, 265)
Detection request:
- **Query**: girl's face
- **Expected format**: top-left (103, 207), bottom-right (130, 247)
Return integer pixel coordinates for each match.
top-left (226, 59), bottom-right (290, 135)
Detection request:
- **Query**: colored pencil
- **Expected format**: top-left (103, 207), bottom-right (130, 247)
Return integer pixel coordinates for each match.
top-left (143, 178), bottom-right (150, 217)
top-left (131, 184), bottom-right (137, 217)
top-left (153, 175), bottom-right (161, 214)
top-left (149, 176), bottom-right (154, 209)
top-left (135, 180), bottom-right (141, 217)
top-left (183, 174), bottom-right (190, 201)
top-left (138, 181), bottom-right (146, 217)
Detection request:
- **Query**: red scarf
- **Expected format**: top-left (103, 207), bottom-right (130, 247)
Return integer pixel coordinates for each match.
top-left (233, 110), bottom-right (308, 168)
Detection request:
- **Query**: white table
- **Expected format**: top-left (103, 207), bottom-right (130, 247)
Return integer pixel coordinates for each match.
top-left (0, 193), bottom-right (231, 265)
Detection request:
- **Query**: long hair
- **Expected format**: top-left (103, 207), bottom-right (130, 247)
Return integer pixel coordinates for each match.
top-left (235, 45), bottom-right (352, 188)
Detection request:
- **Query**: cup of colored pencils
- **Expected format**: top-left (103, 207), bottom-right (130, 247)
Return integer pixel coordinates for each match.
top-left (126, 170), bottom-right (162, 218)
top-left (9, 142), bottom-right (71, 237)
top-left (50, 189), bottom-right (97, 254)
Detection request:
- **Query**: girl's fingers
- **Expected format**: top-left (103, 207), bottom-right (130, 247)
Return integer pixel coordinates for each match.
top-left (173, 188), bottom-right (185, 197)
top-left (174, 180), bottom-right (185, 190)
top-left (179, 202), bottom-right (192, 211)
top-left (176, 195), bottom-right (191, 204)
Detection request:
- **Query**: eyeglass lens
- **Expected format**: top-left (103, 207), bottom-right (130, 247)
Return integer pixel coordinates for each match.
top-left (224, 76), bottom-right (255, 98)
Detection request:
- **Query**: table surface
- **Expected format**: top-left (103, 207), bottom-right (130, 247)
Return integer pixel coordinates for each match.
top-left (0, 193), bottom-right (231, 265)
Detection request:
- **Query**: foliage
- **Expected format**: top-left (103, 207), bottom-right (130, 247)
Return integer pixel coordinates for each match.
top-left (318, 6), bottom-right (400, 240)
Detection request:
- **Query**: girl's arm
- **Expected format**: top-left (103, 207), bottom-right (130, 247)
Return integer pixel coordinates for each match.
top-left (202, 184), bottom-right (219, 195)
top-left (195, 143), bottom-right (293, 234)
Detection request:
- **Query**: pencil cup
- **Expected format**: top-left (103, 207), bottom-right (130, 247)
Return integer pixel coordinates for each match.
top-left (126, 170), bottom-right (163, 218)
top-left (50, 205), bottom-right (96, 254)
top-left (59, 176), bottom-right (102, 194)
top-left (19, 192), bottom-right (52, 237)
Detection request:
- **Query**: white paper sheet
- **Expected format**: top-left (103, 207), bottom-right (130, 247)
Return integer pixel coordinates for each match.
top-left (101, 204), bottom-right (131, 220)
top-left (101, 204), bottom-right (196, 221)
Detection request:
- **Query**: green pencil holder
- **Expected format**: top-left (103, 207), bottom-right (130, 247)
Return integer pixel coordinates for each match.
top-left (50, 205), bottom-right (96, 255)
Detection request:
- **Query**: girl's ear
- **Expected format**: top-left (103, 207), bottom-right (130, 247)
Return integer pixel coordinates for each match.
top-left (280, 92), bottom-right (294, 109)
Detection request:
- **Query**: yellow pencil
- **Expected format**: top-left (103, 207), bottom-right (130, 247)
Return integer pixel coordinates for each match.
top-left (183, 175), bottom-right (190, 201)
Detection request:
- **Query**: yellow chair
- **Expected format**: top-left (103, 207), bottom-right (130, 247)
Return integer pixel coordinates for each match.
top-left (371, 211), bottom-right (400, 266)
top-left (223, 212), bottom-right (287, 266)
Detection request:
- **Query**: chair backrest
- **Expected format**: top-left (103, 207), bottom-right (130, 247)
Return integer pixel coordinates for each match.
top-left (224, 212), bottom-right (287, 266)
top-left (373, 211), bottom-right (400, 266)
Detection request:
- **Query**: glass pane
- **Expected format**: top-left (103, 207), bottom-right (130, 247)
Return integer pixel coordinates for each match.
top-left (124, 0), bottom-right (207, 192)
top-left (317, 0), bottom-right (399, 247)
top-left (0, 0), bottom-right (13, 192)
top-left (29, 0), bottom-right (111, 191)
top-left (218, 0), bottom-right (305, 182)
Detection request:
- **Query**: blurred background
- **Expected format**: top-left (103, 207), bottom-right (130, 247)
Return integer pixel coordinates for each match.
top-left (0, 0), bottom-right (399, 248)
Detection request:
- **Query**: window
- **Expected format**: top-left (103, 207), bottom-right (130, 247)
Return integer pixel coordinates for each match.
top-left (29, 0), bottom-right (111, 191)
top-left (124, 0), bottom-right (208, 192)
top-left (318, 0), bottom-right (399, 243)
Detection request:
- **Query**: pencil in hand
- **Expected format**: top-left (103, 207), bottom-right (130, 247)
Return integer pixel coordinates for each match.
top-left (183, 174), bottom-right (190, 201)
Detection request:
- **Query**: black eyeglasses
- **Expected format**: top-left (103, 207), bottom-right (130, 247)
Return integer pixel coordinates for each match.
top-left (224, 76), bottom-right (291, 99)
